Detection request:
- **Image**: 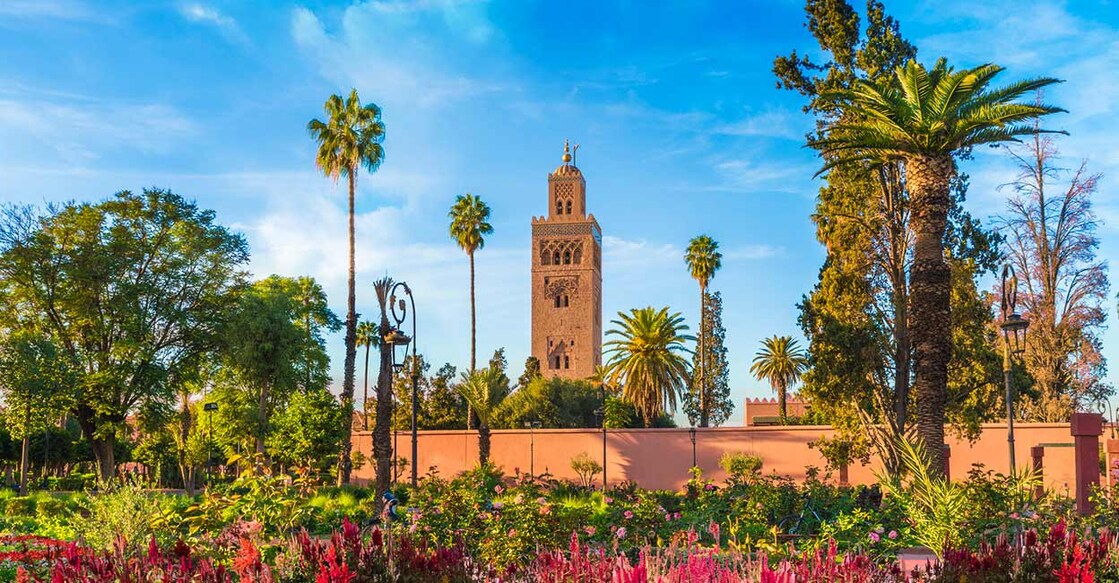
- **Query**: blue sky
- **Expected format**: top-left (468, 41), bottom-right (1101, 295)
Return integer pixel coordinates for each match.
top-left (1, 0), bottom-right (1117, 425)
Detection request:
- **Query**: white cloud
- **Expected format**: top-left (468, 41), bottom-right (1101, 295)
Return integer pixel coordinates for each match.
top-left (178, 3), bottom-right (249, 46)
top-left (713, 108), bottom-right (805, 140)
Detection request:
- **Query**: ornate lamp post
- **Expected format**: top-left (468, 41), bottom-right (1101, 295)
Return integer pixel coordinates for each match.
top-left (386, 282), bottom-right (419, 487)
top-left (523, 421), bottom-right (541, 477)
top-left (1000, 265), bottom-right (1029, 475)
top-left (594, 400), bottom-right (606, 490)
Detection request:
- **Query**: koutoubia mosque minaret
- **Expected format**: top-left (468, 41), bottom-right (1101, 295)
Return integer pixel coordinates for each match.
top-left (530, 140), bottom-right (603, 379)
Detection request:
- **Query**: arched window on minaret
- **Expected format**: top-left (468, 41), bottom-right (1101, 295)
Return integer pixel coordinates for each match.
top-left (563, 295), bottom-right (569, 307)
top-left (556, 199), bottom-right (563, 215)
top-left (573, 248), bottom-right (582, 264)
top-left (554, 295), bottom-right (561, 308)
top-left (563, 251), bottom-right (571, 264)
top-left (565, 200), bottom-right (572, 215)
top-left (553, 356), bottom-right (561, 369)
top-left (563, 355), bottom-right (570, 369)
top-left (553, 251), bottom-right (561, 264)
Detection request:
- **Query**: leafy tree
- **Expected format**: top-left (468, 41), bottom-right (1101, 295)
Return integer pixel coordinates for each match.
top-left (456, 367), bottom-right (517, 465)
top-left (749, 336), bottom-right (809, 423)
top-left (223, 276), bottom-right (337, 457)
top-left (0, 332), bottom-right (75, 494)
top-left (492, 376), bottom-right (601, 429)
top-left (267, 387), bottom-right (344, 477)
top-left (684, 235), bottom-right (722, 427)
top-left (356, 320), bottom-right (380, 430)
top-left (996, 134), bottom-right (1112, 420)
top-left (448, 194), bottom-right (493, 378)
top-left (683, 292), bottom-right (733, 427)
top-left (517, 356), bottom-right (542, 390)
top-left (0, 189), bottom-right (249, 479)
top-left (422, 363), bottom-right (466, 430)
top-left (603, 307), bottom-right (693, 427)
top-left (308, 88), bottom-right (386, 485)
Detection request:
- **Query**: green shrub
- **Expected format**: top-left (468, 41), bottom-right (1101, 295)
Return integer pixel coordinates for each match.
top-left (570, 452), bottom-right (602, 489)
top-left (74, 480), bottom-right (164, 550)
top-left (35, 496), bottom-right (69, 518)
top-left (720, 451), bottom-right (763, 483)
top-left (4, 497), bottom-right (35, 517)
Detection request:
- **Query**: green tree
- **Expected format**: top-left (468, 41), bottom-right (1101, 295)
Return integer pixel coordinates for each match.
top-left (223, 275), bottom-right (338, 457)
top-left (423, 363), bottom-right (466, 429)
top-left (456, 367), bottom-right (517, 465)
top-left (776, 1), bottom-right (1005, 475)
top-left (683, 292), bottom-right (733, 427)
top-left (813, 58), bottom-right (1063, 473)
top-left (749, 336), bottom-right (809, 423)
top-left (0, 332), bottom-right (75, 494)
top-left (517, 356), bottom-right (542, 390)
top-left (267, 387), bottom-right (344, 477)
top-left (603, 307), bottom-right (693, 427)
top-left (356, 320), bottom-right (380, 430)
top-left (0, 190), bottom-right (249, 479)
top-left (308, 88), bottom-right (386, 485)
top-left (492, 376), bottom-right (601, 429)
top-left (684, 235), bottom-right (722, 427)
top-left (448, 194), bottom-right (493, 378)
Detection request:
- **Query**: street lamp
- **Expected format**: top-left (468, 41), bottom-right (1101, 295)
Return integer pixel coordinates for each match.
top-left (688, 426), bottom-right (697, 469)
top-left (387, 281), bottom-right (419, 487)
top-left (1000, 265), bottom-right (1029, 475)
top-left (593, 404), bottom-right (607, 490)
top-left (523, 421), bottom-right (541, 477)
top-left (203, 402), bottom-right (218, 486)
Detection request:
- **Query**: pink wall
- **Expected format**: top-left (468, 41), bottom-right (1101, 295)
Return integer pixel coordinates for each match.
top-left (352, 423), bottom-right (1079, 491)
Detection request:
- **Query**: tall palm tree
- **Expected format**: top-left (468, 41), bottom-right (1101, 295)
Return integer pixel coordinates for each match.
top-left (813, 58), bottom-right (1063, 474)
top-left (456, 367), bottom-right (516, 465)
top-left (448, 193), bottom-right (493, 428)
top-left (684, 235), bottom-right (722, 428)
top-left (749, 335), bottom-right (809, 423)
top-left (356, 320), bottom-right (379, 431)
top-left (603, 307), bottom-right (693, 427)
top-left (308, 88), bottom-right (386, 485)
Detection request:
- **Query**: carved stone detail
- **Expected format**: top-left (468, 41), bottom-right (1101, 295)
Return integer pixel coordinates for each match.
top-left (545, 276), bottom-right (578, 299)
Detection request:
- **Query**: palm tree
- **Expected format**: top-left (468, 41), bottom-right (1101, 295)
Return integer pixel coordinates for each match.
top-left (448, 193), bottom-right (493, 428)
top-left (749, 335), bottom-right (809, 423)
top-left (813, 59), bottom-right (1063, 474)
top-left (308, 88), bottom-right (386, 485)
top-left (456, 367), bottom-right (516, 465)
top-left (356, 320), bottom-right (379, 431)
top-left (684, 235), bottom-right (722, 428)
top-left (603, 307), bottom-right (693, 427)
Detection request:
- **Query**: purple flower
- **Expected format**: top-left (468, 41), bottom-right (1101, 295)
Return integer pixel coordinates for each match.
top-left (616, 527), bottom-right (627, 538)
top-left (869, 531), bottom-right (880, 543)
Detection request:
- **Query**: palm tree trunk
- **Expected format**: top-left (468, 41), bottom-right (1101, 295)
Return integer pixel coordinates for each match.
top-left (467, 250), bottom-right (476, 430)
top-left (699, 283), bottom-right (708, 428)
top-left (338, 171), bottom-right (358, 485)
top-left (907, 153), bottom-right (953, 477)
top-left (478, 425), bottom-right (490, 465)
top-left (373, 279), bottom-right (395, 503)
top-left (362, 344), bottom-right (371, 431)
top-left (778, 381), bottom-right (787, 423)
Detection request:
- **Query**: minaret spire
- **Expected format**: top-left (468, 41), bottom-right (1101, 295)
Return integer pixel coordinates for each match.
top-left (562, 139), bottom-right (572, 165)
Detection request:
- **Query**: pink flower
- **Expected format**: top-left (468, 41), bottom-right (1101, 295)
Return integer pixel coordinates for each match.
top-left (1011, 512), bottom-right (1020, 519)
top-left (704, 483), bottom-right (716, 491)
top-left (514, 494), bottom-right (524, 504)
top-left (508, 529), bottom-right (516, 537)
top-left (673, 512), bottom-right (681, 520)
top-left (624, 510), bottom-right (634, 519)
top-left (604, 497), bottom-right (613, 504)
top-left (584, 526), bottom-right (596, 536)
top-left (494, 485), bottom-right (504, 494)
top-left (868, 532), bottom-right (880, 543)
top-left (537, 497), bottom-right (547, 505)
top-left (888, 530), bottom-right (898, 540)
top-left (539, 505), bottom-right (551, 515)
top-left (616, 527), bottom-right (627, 538)
top-left (492, 502), bottom-right (504, 510)
top-left (664, 514), bottom-right (672, 522)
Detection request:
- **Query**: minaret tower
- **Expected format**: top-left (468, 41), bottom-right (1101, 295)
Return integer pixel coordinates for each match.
top-left (530, 140), bottom-right (603, 379)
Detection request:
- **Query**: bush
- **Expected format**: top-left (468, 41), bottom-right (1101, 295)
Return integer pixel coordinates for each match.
top-left (33, 496), bottom-right (68, 519)
top-left (570, 452), bottom-right (602, 489)
top-left (719, 451), bottom-right (762, 483)
top-left (4, 497), bottom-right (34, 517)
top-left (73, 481), bottom-right (164, 551)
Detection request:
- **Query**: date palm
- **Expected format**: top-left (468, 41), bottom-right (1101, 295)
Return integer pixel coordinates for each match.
top-left (603, 307), bottom-right (693, 427)
top-left (749, 335), bottom-right (808, 423)
top-left (457, 367), bottom-right (515, 465)
top-left (356, 320), bottom-right (379, 431)
top-left (449, 193), bottom-right (493, 429)
top-left (308, 88), bottom-right (386, 484)
top-left (684, 235), bottom-right (722, 428)
top-left (813, 58), bottom-right (1063, 474)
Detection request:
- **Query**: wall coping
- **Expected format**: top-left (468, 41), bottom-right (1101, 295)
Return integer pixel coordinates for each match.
top-left (352, 422), bottom-right (1075, 438)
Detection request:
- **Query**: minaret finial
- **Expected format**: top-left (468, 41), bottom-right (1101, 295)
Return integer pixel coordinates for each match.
top-left (562, 139), bottom-right (572, 165)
